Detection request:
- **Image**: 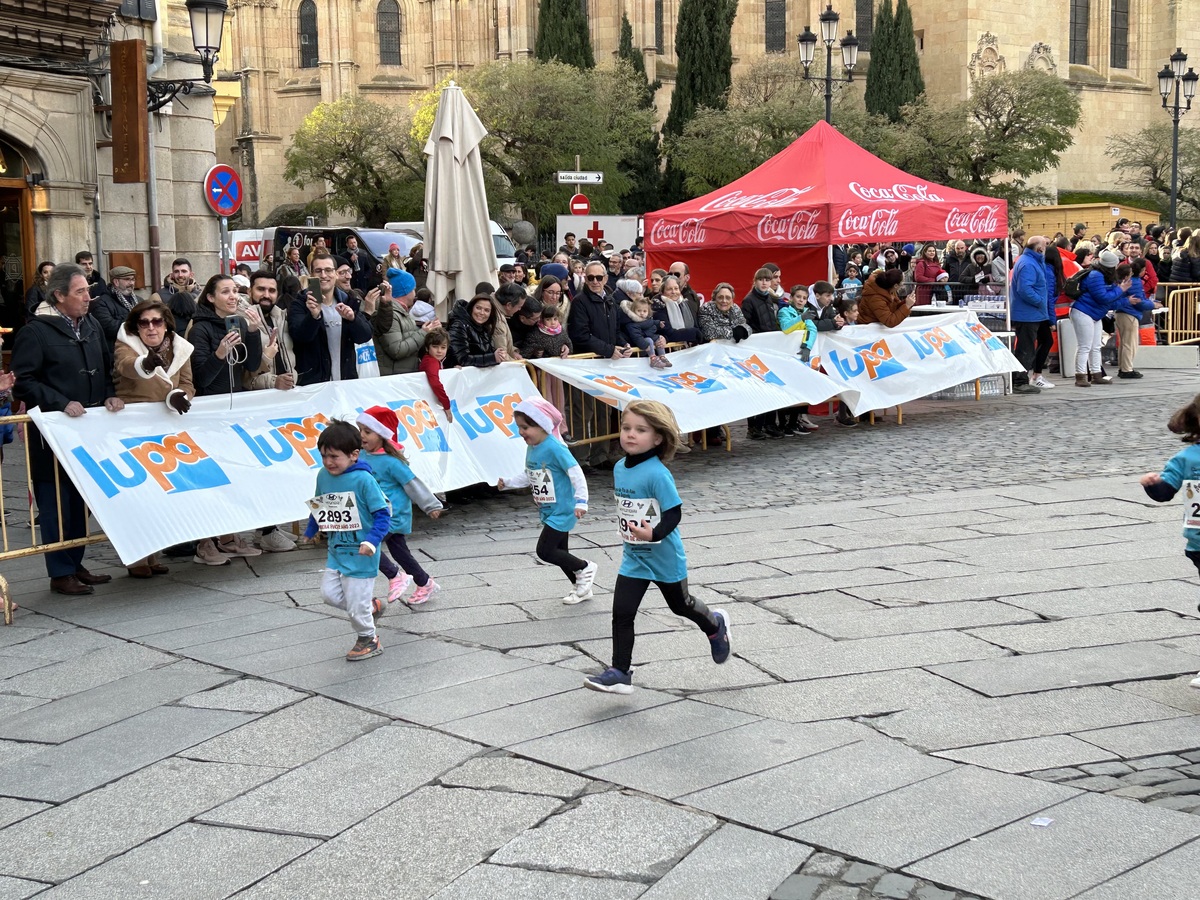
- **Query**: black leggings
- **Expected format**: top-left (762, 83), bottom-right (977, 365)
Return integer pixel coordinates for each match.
top-left (537, 525), bottom-right (586, 583)
top-left (378, 533), bottom-right (430, 587)
top-left (611, 575), bottom-right (717, 673)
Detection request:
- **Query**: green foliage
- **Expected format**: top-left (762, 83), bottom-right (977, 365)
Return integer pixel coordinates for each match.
top-left (535, 0), bottom-right (594, 70)
top-left (893, 0), bottom-right (924, 110)
top-left (1058, 190), bottom-right (1168, 215)
top-left (1106, 123), bottom-right (1200, 219)
top-left (617, 13), bottom-right (662, 213)
top-left (412, 60), bottom-right (656, 227)
top-left (283, 96), bottom-right (425, 226)
top-left (863, 0), bottom-right (895, 120)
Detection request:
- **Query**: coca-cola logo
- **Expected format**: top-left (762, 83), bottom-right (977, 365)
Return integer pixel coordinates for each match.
top-left (836, 208), bottom-right (901, 239)
top-left (697, 187), bottom-right (813, 212)
top-left (944, 205), bottom-right (1001, 235)
top-left (650, 217), bottom-right (708, 247)
top-left (848, 182), bottom-right (944, 203)
top-left (757, 210), bottom-right (820, 243)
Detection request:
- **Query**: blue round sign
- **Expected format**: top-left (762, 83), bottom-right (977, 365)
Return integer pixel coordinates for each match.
top-left (203, 164), bottom-right (243, 217)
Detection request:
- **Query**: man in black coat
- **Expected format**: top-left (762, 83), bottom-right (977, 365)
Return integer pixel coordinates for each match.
top-left (11, 264), bottom-right (125, 595)
top-left (287, 250), bottom-right (373, 385)
top-left (740, 267), bottom-right (783, 439)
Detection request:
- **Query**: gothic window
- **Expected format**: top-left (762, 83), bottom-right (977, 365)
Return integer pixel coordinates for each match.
top-left (655, 0), bottom-right (664, 53)
top-left (856, 0), bottom-right (873, 54)
top-left (1069, 0), bottom-right (1089, 65)
top-left (377, 0), bottom-right (401, 65)
top-left (299, 0), bottom-right (318, 69)
top-left (764, 0), bottom-right (786, 53)
top-left (1110, 0), bottom-right (1129, 69)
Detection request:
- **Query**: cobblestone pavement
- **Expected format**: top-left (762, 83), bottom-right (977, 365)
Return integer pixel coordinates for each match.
top-left (1, 368), bottom-right (1199, 899)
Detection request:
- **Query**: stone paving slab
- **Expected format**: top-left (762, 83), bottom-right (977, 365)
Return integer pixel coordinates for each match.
top-left (177, 678), bottom-right (309, 713)
top-left (92, 597), bottom-right (307, 641)
top-left (183, 617), bottom-right (354, 668)
top-left (38, 823), bottom-right (319, 899)
top-left (785, 765), bottom-right (1081, 868)
top-left (438, 756), bottom-right (591, 799)
top-left (729, 569), bottom-right (923, 601)
top-left (996, 580), bottom-right (1200, 619)
top-left (429, 865), bottom-right (647, 900)
top-left (875, 685), bottom-right (1187, 751)
top-left (440, 612), bottom-right (638, 650)
top-left (1072, 837), bottom-right (1200, 899)
top-left (928, 642), bottom-right (1200, 697)
top-left (390, 603), bottom-right (532, 633)
top-left (933, 734), bottom-right (1118, 773)
top-left (237, 786), bottom-right (561, 899)
top-left (0, 876), bottom-right (44, 900)
top-left (680, 738), bottom-right (955, 832)
top-left (697, 668), bottom-right (978, 723)
top-left (0, 705), bottom-right (254, 803)
top-left (631, 656), bottom-right (778, 692)
top-left (0, 758), bottom-right (278, 883)
top-left (0, 642), bottom-right (178, 701)
top-left (490, 791), bottom-right (716, 880)
top-left (907, 792), bottom-right (1200, 900)
top-left (966, 611), bottom-right (1200, 654)
top-left (136, 605), bottom-right (328, 651)
top-left (798, 600), bottom-right (1034, 639)
top-left (760, 592), bottom-right (881, 620)
top-left (1113, 675), bottom-right (1200, 713)
top-left (201, 725), bottom-right (481, 837)
top-left (1075, 715), bottom-right (1200, 758)
top-left (379, 662), bottom-right (583, 726)
top-left (0, 799), bottom-right (49, 831)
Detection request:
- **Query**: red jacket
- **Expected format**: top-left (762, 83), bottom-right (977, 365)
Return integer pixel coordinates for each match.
top-left (1140, 257), bottom-right (1159, 299)
top-left (418, 352), bottom-right (450, 411)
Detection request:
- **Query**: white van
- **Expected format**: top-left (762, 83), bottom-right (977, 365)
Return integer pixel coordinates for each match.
top-left (384, 220), bottom-right (517, 268)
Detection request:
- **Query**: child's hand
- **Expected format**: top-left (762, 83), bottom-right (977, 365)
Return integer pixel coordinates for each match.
top-left (575, 507), bottom-right (586, 520)
top-left (358, 542), bottom-right (375, 556)
top-left (496, 478), bottom-right (505, 490)
top-left (429, 509), bottom-right (442, 519)
top-left (1140, 472), bottom-right (1163, 487)
top-left (628, 520), bottom-right (653, 541)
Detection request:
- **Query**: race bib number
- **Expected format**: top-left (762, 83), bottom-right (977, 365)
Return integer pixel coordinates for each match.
top-left (1183, 481), bottom-right (1200, 529)
top-left (617, 495), bottom-right (661, 544)
top-left (307, 491), bottom-right (362, 532)
top-left (528, 467), bottom-right (556, 505)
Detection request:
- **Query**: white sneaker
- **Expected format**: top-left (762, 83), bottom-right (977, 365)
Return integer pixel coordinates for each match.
top-left (563, 587), bottom-right (592, 605)
top-left (258, 530), bottom-right (296, 553)
top-left (1032, 375), bottom-right (1055, 389)
top-left (217, 535), bottom-right (263, 557)
top-left (192, 538), bottom-right (231, 566)
top-left (1189, 672), bottom-right (1200, 690)
top-left (575, 561), bottom-right (598, 595)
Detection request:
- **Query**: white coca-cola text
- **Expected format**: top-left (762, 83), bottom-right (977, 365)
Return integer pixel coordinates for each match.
top-left (848, 181), bottom-right (944, 202)
top-left (944, 205), bottom-right (1001, 235)
top-left (697, 187), bottom-right (813, 213)
top-left (836, 207), bottom-right (901, 239)
top-left (649, 217), bottom-right (708, 247)
top-left (757, 210), bottom-right (820, 243)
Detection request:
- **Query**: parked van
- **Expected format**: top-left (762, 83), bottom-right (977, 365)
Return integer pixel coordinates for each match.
top-left (383, 220), bottom-right (517, 268)
top-left (260, 226), bottom-right (421, 289)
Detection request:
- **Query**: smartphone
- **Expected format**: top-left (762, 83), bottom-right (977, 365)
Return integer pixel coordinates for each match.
top-left (224, 315), bottom-right (241, 334)
top-left (306, 276), bottom-right (321, 295)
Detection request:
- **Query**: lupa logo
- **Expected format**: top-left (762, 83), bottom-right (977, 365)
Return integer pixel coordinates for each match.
top-left (73, 432), bottom-right (231, 499)
top-left (453, 392), bottom-right (522, 440)
top-left (232, 414), bottom-right (330, 468)
top-left (826, 339), bottom-right (907, 381)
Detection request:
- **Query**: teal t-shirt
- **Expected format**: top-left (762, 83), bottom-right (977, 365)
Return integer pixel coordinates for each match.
top-left (524, 436), bottom-right (581, 532)
top-left (313, 466), bottom-right (389, 579)
top-left (614, 455), bottom-right (687, 583)
top-left (366, 451), bottom-right (416, 535)
top-left (1160, 443), bottom-right (1200, 551)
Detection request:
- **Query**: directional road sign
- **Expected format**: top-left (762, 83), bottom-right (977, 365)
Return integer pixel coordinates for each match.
top-left (570, 193), bottom-right (590, 215)
top-left (557, 171), bottom-right (604, 185)
top-left (203, 164), bottom-right (243, 217)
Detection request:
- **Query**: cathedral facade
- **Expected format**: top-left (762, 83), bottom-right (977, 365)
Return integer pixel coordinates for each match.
top-left (219, 0), bottom-right (1200, 224)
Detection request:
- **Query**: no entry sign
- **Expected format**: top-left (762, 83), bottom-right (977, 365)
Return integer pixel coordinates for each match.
top-left (203, 164), bottom-right (243, 217)
top-left (570, 193), bottom-right (590, 215)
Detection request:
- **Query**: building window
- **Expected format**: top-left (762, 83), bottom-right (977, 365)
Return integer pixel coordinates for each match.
top-left (655, 0), bottom-right (664, 53)
top-left (856, 0), bottom-right (873, 54)
top-left (765, 0), bottom-right (786, 53)
top-left (299, 0), bottom-right (318, 68)
top-left (377, 0), bottom-right (401, 65)
top-left (1069, 0), bottom-right (1089, 65)
top-left (1110, 0), bottom-right (1129, 69)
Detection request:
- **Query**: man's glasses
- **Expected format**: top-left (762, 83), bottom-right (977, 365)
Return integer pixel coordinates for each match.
top-left (138, 317), bottom-right (165, 328)
top-left (585, 274), bottom-right (606, 282)
top-left (312, 267), bottom-right (335, 275)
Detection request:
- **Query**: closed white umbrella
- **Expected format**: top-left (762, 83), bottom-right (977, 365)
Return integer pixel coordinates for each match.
top-left (424, 81), bottom-right (498, 320)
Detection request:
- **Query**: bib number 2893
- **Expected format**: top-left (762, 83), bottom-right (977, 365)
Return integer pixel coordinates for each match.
top-left (617, 495), bottom-right (661, 544)
top-left (307, 492), bottom-right (362, 532)
top-left (1184, 481), bottom-right (1200, 529)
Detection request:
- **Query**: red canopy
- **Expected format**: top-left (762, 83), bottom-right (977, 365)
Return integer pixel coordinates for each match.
top-left (645, 120), bottom-right (1008, 299)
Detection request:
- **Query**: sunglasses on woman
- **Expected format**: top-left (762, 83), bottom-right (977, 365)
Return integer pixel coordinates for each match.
top-left (138, 317), bottom-right (165, 328)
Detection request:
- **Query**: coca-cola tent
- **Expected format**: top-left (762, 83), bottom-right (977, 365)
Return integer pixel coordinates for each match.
top-left (645, 120), bottom-right (1007, 300)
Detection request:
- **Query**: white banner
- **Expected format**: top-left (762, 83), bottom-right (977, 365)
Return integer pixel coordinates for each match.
top-left (810, 310), bottom-right (1020, 415)
top-left (529, 339), bottom-right (845, 433)
top-left (29, 365), bottom-right (538, 565)
top-left (556, 216), bottom-right (640, 252)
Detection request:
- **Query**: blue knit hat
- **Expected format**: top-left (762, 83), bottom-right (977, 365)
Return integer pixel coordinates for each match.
top-left (387, 267), bottom-right (416, 298)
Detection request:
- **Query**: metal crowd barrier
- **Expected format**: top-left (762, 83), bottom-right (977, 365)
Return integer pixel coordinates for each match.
top-left (1161, 284), bottom-right (1200, 345)
top-left (0, 412), bottom-right (107, 625)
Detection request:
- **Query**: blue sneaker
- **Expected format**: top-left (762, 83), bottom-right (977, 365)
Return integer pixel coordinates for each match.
top-left (709, 609), bottom-right (731, 664)
top-left (584, 667), bottom-right (633, 694)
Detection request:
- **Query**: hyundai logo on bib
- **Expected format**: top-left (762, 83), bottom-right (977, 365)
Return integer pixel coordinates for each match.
top-left (453, 392), bottom-right (522, 440)
top-left (232, 414), bottom-right (329, 469)
top-left (757, 210), bottom-right (820, 243)
top-left (696, 187), bottom-right (814, 212)
top-left (848, 182), bottom-right (944, 203)
top-left (836, 208), bottom-right (901, 239)
top-left (73, 432), bottom-right (231, 499)
top-left (944, 205), bottom-right (1001, 235)
top-left (649, 217), bottom-right (708, 247)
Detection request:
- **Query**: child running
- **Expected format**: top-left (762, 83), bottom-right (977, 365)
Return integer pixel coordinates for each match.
top-left (1140, 393), bottom-right (1200, 690)
top-left (356, 406), bottom-right (444, 605)
top-left (304, 420), bottom-right (392, 661)
top-left (585, 400), bottom-right (730, 694)
top-left (498, 398), bottom-right (597, 605)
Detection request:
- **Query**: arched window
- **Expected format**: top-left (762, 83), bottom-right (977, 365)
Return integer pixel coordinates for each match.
top-left (655, 0), bottom-right (664, 53)
top-left (377, 0), bottom-right (401, 65)
top-left (764, 0), bottom-right (786, 53)
top-left (856, 0), bottom-right (873, 53)
top-left (1110, 0), bottom-right (1128, 68)
top-left (298, 0), bottom-right (318, 68)
top-left (1069, 0), bottom-right (1089, 65)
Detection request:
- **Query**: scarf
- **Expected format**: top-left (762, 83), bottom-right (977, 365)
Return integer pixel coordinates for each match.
top-left (662, 298), bottom-right (694, 331)
top-left (538, 322), bottom-right (562, 336)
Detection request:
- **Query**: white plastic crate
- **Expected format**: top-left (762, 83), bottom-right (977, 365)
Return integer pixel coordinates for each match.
top-left (927, 374), bottom-right (1005, 400)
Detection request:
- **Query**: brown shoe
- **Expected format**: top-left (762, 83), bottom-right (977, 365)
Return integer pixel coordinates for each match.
top-left (126, 565), bottom-right (154, 579)
top-left (75, 568), bottom-right (112, 586)
top-left (50, 575), bottom-right (94, 595)
top-left (1074, 374), bottom-right (1091, 387)
top-left (149, 563), bottom-right (169, 575)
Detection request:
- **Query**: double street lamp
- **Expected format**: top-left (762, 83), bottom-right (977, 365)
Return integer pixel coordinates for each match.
top-left (797, 4), bottom-right (860, 125)
top-left (1157, 47), bottom-right (1199, 231)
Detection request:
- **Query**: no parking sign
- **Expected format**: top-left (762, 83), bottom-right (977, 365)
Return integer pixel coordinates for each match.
top-left (203, 165), bottom-right (243, 217)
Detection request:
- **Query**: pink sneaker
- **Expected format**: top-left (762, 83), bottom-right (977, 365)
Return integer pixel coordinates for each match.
top-left (408, 579), bottom-right (441, 605)
top-left (387, 572), bottom-right (411, 603)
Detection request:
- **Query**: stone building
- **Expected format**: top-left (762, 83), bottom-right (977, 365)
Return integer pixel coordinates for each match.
top-left (0, 0), bottom-right (220, 329)
top-left (220, 0), bottom-right (1200, 224)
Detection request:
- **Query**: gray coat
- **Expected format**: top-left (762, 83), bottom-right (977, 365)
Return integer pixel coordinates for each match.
top-left (373, 299), bottom-right (423, 375)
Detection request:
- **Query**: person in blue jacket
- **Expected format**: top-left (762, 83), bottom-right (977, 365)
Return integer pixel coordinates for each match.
top-left (1009, 236), bottom-right (1049, 394)
top-left (1112, 258), bottom-right (1160, 379)
top-left (1070, 248), bottom-right (1135, 387)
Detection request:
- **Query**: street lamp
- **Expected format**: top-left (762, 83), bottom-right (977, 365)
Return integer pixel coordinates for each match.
top-left (147, 0), bottom-right (229, 111)
top-left (1157, 47), bottom-right (1199, 231)
top-left (797, 4), bottom-right (859, 125)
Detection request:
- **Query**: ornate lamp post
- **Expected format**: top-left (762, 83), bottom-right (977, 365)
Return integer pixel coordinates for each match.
top-left (796, 4), bottom-right (860, 125)
top-left (1157, 47), bottom-right (1199, 231)
top-left (147, 0), bottom-right (228, 111)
